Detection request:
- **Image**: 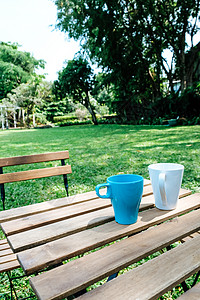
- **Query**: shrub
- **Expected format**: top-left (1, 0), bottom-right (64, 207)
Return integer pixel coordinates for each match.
top-left (57, 119), bottom-right (93, 126)
top-left (53, 115), bottom-right (78, 123)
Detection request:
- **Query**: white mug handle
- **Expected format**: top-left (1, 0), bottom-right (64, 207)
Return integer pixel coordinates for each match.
top-left (159, 173), bottom-right (167, 206)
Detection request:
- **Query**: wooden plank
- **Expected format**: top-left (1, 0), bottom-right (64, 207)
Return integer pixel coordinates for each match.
top-left (29, 209), bottom-right (200, 300)
top-left (0, 179), bottom-right (154, 224)
top-left (75, 235), bottom-right (200, 300)
top-left (0, 151), bottom-right (69, 167)
top-left (0, 260), bottom-right (20, 272)
top-left (2, 198), bottom-right (111, 236)
top-left (1, 188), bottom-right (190, 236)
top-left (0, 253), bottom-right (18, 264)
top-left (178, 282), bottom-right (200, 300)
top-left (0, 165), bottom-right (72, 184)
top-left (0, 191), bottom-right (100, 223)
top-left (18, 193), bottom-right (199, 275)
top-left (0, 248), bottom-right (14, 257)
top-left (7, 190), bottom-right (189, 253)
top-left (0, 242), bottom-right (10, 251)
top-left (0, 239), bottom-right (7, 245)
top-left (181, 231), bottom-right (200, 243)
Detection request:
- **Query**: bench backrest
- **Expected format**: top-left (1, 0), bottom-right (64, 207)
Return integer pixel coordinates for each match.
top-left (0, 151), bottom-right (72, 210)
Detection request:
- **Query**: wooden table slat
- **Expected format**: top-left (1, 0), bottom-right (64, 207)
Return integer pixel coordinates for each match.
top-left (0, 180), bottom-right (152, 224)
top-left (1, 184), bottom-right (157, 236)
top-left (17, 193), bottom-right (199, 274)
top-left (76, 235), bottom-right (200, 300)
top-left (0, 191), bottom-right (100, 223)
top-left (2, 198), bottom-right (111, 236)
top-left (29, 208), bottom-right (200, 300)
top-left (9, 190), bottom-right (192, 253)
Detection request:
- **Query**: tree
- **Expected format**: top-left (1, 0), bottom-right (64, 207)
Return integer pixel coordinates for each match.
top-left (54, 0), bottom-right (200, 120)
top-left (3, 75), bottom-right (47, 127)
top-left (0, 42), bottom-right (45, 100)
top-left (56, 55), bottom-right (98, 125)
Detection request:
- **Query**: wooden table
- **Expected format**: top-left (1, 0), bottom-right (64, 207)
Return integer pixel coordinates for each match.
top-left (0, 179), bottom-right (200, 300)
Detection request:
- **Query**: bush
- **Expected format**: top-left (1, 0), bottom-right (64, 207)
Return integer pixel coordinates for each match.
top-left (53, 115), bottom-right (78, 123)
top-left (57, 119), bottom-right (93, 126)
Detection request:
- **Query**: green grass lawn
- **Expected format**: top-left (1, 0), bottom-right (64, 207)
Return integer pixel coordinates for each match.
top-left (0, 124), bottom-right (199, 210)
top-left (0, 124), bottom-right (199, 299)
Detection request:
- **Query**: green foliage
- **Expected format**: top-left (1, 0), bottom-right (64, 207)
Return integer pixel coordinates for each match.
top-left (53, 115), bottom-right (78, 123)
top-left (54, 0), bottom-right (200, 120)
top-left (58, 119), bottom-right (92, 126)
top-left (0, 42), bottom-right (45, 99)
top-left (55, 55), bottom-right (98, 124)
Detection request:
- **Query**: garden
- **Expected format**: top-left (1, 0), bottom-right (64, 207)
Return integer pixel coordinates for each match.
top-left (0, 124), bottom-right (199, 299)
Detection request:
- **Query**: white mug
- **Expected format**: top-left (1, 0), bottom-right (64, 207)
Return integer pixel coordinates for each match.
top-left (148, 163), bottom-right (184, 210)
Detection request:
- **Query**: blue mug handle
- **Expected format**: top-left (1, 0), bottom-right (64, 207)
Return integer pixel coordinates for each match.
top-left (95, 183), bottom-right (112, 198)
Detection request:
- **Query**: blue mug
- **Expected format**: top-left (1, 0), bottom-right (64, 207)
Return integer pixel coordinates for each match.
top-left (95, 174), bottom-right (144, 225)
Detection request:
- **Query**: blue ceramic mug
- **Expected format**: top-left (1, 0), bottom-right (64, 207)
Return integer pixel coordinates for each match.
top-left (95, 174), bottom-right (144, 225)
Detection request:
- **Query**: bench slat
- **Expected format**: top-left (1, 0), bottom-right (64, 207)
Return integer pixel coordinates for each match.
top-left (0, 165), bottom-right (72, 184)
top-left (0, 253), bottom-right (18, 264)
top-left (29, 209), bottom-right (200, 300)
top-left (0, 260), bottom-right (20, 272)
top-left (0, 242), bottom-right (10, 251)
top-left (0, 248), bottom-right (14, 257)
top-left (17, 193), bottom-right (199, 275)
top-left (178, 282), bottom-right (200, 299)
top-left (0, 151), bottom-right (69, 167)
top-left (75, 235), bottom-right (200, 300)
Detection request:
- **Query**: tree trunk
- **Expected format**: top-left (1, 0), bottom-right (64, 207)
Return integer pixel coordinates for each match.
top-left (84, 93), bottom-right (98, 125)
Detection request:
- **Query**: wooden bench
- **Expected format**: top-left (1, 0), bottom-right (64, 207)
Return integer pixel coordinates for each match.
top-left (0, 151), bottom-right (72, 210)
top-left (0, 239), bottom-right (20, 273)
top-left (0, 151), bottom-right (72, 298)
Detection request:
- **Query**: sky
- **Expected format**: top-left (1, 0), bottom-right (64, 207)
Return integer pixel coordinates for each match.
top-left (0, 0), bottom-right (81, 82)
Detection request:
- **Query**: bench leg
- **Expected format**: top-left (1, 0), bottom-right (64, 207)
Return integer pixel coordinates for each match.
top-left (7, 271), bottom-right (37, 300)
top-left (0, 167), bottom-right (5, 210)
top-left (191, 270), bottom-right (200, 288)
top-left (7, 271), bottom-right (19, 300)
top-left (61, 159), bottom-right (69, 196)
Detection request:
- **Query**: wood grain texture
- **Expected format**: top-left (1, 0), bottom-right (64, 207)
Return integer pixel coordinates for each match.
top-left (2, 198), bottom-right (111, 236)
top-left (178, 282), bottom-right (200, 300)
top-left (0, 259), bottom-right (20, 273)
top-left (0, 151), bottom-right (69, 167)
top-left (0, 253), bottom-right (17, 265)
top-left (0, 186), bottom-right (156, 236)
top-left (0, 179), bottom-right (151, 224)
top-left (0, 248), bottom-right (14, 257)
top-left (0, 239), bottom-right (20, 272)
top-left (17, 193), bottom-right (199, 274)
top-left (29, 209), bottom-right (200, 300)
top-left (0, 191), bottom-right (100, 223)
top-left (0, 165), bottom-right (72, 184)
top-left (2, 184), bottom-right (156, 236)
top-left (76, 235), bottom-right (200, 300)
